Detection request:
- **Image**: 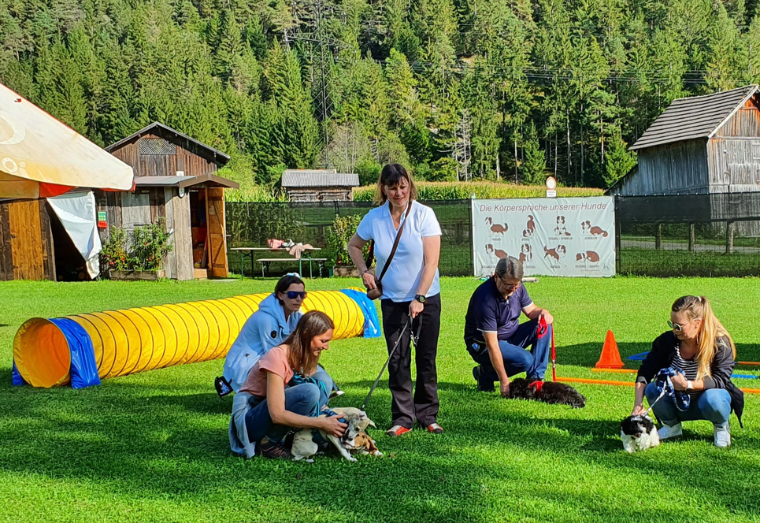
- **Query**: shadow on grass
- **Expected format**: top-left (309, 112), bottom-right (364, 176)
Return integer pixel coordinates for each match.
top-left (1, 376), bottom-right (759, 523)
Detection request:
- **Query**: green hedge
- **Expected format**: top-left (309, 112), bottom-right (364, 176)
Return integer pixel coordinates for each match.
top-left (352, 182), bottom-right (604, 201)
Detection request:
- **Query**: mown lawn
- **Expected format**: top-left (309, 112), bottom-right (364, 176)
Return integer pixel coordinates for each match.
top-left (1, 277), bottom-right (759, 523)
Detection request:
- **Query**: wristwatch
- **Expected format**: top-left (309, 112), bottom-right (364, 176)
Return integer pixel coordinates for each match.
top-left (414, 294), bottom-right (427, 303)
top-left (686, 380), bottom-right (694, 392)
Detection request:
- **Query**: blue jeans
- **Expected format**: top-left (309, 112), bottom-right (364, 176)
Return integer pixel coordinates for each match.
top-left (468, 320), bottom-right (552, 386)
top-left (645, 382), bottom-right (731, 428)
top-left (245, 369), bottom-right (334, 444)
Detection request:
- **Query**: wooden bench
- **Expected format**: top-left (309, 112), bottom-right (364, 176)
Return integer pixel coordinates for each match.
top-left (257, 257), bottom-right (328, 278)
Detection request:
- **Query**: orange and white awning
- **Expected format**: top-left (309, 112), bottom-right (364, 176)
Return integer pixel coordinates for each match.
top-left (0, 82), bottom-right (134, 199)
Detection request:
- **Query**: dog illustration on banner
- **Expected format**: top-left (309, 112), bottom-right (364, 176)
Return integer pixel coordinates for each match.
top-left (554, 216), bottom-right (571, 237)
top-left (576, 251), bottom-right (600, 263)
top-left (485, 244), bottom-right (508, 259)
top-left (543, 244), bottom-right (566, 262)
top-left (522, 215), bottom-right (536, 238)
top-left (519, 244), bottom-right (532, 263)
top-left (485, 216), bottom-right (508, 234)
top-left (581, 220), bottom-right (608, 237)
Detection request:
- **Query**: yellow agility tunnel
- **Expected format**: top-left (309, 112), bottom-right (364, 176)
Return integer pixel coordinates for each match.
top-left (12, 289), bottom-right (379, 389)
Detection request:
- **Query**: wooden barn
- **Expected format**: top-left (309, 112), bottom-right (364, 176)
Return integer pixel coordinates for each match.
top-left (0, 199), bottom-right (56, 281)
top-left (281, 169), bottom-right (360, 202)
top-left (100, 122), bottom-right (239, 280)
top-left (612, 85), bottom-right (760, 196)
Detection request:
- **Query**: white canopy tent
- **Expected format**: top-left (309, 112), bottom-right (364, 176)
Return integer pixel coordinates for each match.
top-left (0, 82), bottom-right (134, 199)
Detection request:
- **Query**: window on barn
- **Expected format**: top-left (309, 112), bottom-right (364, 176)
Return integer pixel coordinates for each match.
top-left (139, 138), bottom-right (177, 155)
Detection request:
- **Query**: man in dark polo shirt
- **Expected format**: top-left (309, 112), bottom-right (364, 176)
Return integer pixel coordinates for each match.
top-left (464, 256), bottom-right (554, 396)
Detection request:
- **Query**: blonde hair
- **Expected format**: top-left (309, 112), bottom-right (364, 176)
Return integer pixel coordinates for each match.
top-left (672, 295), bottom-right (736, 380)
top-left (373, 164), bottom-right (418, 206)
top-left (283, 310), bottom-right (334, 376)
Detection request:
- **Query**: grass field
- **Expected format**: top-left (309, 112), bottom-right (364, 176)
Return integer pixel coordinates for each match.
top-left (1, 277), bottom-right (760, 523)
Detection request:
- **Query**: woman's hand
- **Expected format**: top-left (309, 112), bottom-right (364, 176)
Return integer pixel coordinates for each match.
top-left (631, 405), bottom-right (647, 416)
top-left (409, 300), bottom-right (424, 318)
top-left (670, 374), bottom-right (688, 391)
top-left (362, 271), bottom-right (377, 291)
top-left (321, 415), bottom-right (348, 438)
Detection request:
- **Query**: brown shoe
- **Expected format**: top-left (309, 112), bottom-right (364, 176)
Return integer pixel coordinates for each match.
top-left (259, 437), bottom-right (291, 459)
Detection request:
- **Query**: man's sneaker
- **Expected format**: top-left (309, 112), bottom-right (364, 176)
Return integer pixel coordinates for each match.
top-left (259, 437), bottom-right (291, 459)
top-left (386, 425), bottom-right (412, 437)
top-left (426, 423), bottom-right (444, 434)
top-left (473, 366), bottom-right (495, 392)
top-left (714, 422), bottom-right (731, 448)
top-left (657, 423), bottom-right (683, 440)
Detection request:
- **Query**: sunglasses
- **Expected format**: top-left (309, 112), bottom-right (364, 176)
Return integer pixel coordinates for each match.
top-left (286, 291), bottom-right (307, 300)
top-left (667, 320), bottom-right (685, 332)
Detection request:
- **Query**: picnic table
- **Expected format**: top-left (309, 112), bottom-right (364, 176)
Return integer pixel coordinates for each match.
top-left (230, 247), bottom-right (326, 278)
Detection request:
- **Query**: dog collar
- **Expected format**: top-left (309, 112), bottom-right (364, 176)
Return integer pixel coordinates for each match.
top-left (528, 381), bottom-right (544, 395)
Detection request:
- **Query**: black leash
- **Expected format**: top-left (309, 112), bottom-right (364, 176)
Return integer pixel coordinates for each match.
top-left (361, 314), bottom-right (413, 411)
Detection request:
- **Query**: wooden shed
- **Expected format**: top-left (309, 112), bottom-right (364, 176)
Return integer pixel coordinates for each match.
top-left (99, 122), bottom-right (239, 280)
top-left (281, 169), bottom-right (360, 201)
top-left (612, 85), bottom-right (760, 196)
top-left (0, 199), bottom-right (56, 281)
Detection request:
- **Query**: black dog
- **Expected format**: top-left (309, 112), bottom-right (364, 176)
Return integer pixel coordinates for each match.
top-left (508, 378), bottom-right (586, 408)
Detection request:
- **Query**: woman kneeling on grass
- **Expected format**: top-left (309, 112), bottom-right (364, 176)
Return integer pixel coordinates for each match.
top-left (632, 295), bottom-right (744, 447)
top-left (229, 310), bottom-right (347, 459)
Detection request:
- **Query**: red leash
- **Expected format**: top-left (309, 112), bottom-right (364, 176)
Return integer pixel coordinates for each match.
top-left (551, 328), bottom-right (556, 382)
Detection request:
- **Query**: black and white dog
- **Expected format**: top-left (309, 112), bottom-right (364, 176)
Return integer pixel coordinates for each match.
top-left (508, 378), bottom-right (586, 408)
top-left (620, 415), bottom-right (660, 453)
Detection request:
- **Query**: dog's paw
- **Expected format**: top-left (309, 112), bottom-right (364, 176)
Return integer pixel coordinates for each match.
top-left (346, 456), bottom-right (357, 462)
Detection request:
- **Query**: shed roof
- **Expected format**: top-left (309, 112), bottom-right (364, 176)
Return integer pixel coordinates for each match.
top-left (281, 170), bottom-right (360, 188)
top-left (133, 173), bottom-right (239, 189)
top-left (106, 122), bottom-right (231, 165)
top-left (630, 85), bottom-right (759, 151)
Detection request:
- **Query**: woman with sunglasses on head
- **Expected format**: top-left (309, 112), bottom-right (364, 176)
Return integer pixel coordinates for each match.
top-left (348, 164), bottom-right (443, 437)
top-left (633, 295), bottom-right (743, 447)
top-left (223, 274), bottom-right (310, 392)
top-left (231, 310), bottom-right (347, 459)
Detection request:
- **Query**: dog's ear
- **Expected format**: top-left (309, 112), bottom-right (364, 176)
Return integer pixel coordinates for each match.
top-left (359, 411), bottom-right (377, 428)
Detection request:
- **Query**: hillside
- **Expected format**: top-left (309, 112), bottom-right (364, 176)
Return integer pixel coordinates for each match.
top-left (0, 0), bottom-right (757, 190)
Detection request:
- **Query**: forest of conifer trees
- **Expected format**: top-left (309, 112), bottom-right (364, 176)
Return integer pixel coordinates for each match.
top-left (1, 0), bottom-right (758, 192)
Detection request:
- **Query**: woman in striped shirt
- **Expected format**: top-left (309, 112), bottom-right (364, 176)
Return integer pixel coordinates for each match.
top-left (632, 295), bottom-right (743, 448)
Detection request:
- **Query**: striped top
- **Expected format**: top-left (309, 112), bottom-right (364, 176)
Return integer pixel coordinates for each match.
top-left (673, 344), bottom-right (699, 393)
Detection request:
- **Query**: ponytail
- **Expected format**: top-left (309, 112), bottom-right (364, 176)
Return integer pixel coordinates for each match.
top-left (672, 295), bottom-right (736, 380)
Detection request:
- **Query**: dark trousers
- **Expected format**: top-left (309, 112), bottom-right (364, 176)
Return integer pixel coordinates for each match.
top-left (381, 294), bottom-right (441, 428)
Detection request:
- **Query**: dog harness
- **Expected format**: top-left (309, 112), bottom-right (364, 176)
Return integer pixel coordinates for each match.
top-left (528, 380), bottom-right (544, 395)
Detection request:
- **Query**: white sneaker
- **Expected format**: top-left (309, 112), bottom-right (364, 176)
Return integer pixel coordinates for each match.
top-left (658, 423), bottom-right (683, 440)
top-left (714, 423), bottom-right (731, 448)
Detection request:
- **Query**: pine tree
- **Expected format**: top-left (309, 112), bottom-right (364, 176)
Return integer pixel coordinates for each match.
top-left (604, 128), bottom-right (637, 188)
top-left (521, 122), bottom-right (546, 185)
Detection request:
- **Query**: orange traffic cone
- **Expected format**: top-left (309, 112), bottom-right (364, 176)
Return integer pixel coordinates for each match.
top-left (595, 330), bottom-right (624, 369)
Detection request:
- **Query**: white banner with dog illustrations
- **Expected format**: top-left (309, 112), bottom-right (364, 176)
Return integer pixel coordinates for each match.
top-left (472, 196), bottom-right (615, 277)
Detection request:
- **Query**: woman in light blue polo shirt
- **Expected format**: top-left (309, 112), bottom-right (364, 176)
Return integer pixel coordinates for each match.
top-left (348, 164), bottom-right (443, 437)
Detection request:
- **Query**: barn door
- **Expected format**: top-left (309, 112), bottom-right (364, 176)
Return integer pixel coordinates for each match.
top-left (206, 188), bottom-right (228, 278)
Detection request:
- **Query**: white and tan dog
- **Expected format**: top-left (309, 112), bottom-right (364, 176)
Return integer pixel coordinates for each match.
top-left (291, 407), bottom-right (380, 462)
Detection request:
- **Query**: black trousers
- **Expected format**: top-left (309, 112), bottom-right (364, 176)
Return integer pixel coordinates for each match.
top-left (380, 294), bottom-right (441, 428)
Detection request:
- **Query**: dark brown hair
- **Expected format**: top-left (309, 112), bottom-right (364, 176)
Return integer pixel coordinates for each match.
top-left (283, 310), bottom-right (334, 375)
top-left (373, 164), bottom-right (418, 205)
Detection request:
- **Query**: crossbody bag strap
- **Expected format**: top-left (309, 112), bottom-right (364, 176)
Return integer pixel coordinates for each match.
top-left (375, 200), bottom-right (413, 283)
